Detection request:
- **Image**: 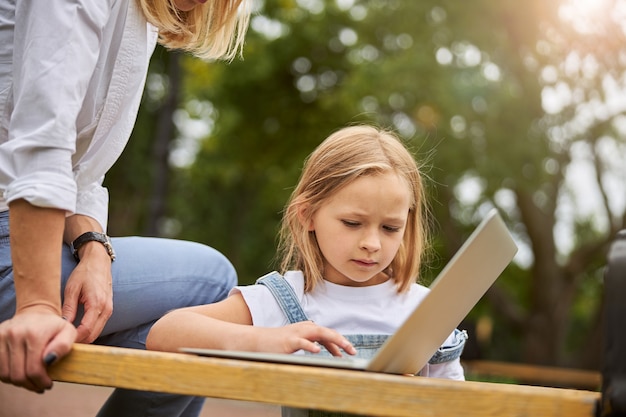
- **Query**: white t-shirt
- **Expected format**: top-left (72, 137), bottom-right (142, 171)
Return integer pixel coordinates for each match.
top-left (234, 271), bottom-right (427, 333)
top-left (232, 271), bottom-right (465, 380)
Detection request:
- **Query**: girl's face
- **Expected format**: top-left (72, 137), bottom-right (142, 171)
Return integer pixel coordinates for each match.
top-left (308, 172), bottom-right (411, 287)
top-left (172, 0), bottom-right (207, 12)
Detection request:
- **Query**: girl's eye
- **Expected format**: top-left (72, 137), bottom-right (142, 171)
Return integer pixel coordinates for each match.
top-left (342, 220), bottom-right (360, 227)
top-left (383, 225), bottom-right (401, 233)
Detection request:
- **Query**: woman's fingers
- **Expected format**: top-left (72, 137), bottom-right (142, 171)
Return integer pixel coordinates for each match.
top-left (0, 311), bottom-right (77, 393)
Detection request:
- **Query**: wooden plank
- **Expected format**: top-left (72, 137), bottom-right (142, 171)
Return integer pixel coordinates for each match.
top-left (49, 344), bottom-right (600, 417)
top-left (463, 360), bottom-right (602, 390)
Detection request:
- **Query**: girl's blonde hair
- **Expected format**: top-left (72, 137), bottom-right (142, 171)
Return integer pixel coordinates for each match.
top-left (278, 125), bottom-right (429, 293)
top-left (138, 0), bottom-right (251, 60)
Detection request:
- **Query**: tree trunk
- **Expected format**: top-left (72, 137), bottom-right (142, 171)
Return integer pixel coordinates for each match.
top-left (146, 51), bottom-right (181, 236)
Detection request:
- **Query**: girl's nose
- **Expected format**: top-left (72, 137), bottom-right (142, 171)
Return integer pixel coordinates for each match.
top-left (360, 229), bottom-right (381, 252)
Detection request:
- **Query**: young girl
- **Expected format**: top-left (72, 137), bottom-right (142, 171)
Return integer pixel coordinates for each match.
top-left (147, 125), bottom-right (466, 414)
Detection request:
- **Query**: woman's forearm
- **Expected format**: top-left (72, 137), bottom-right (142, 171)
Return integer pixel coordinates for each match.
top-left (63, 214), bottom-right (104, 244)
top-left (63, 214), bottom-right (113, 264)
top-left (9, 199), bottom-right (66, 315)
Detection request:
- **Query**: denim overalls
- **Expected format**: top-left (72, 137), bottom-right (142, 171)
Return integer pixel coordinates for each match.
top-left (257, 272), bottom-right (467, 417)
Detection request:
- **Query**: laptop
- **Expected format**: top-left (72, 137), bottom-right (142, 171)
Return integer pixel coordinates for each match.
top-left (181, 208), bottom-right (518, 375)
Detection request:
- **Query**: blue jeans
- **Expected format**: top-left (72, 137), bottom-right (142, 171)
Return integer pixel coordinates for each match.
top-left (0, 210), bottom-right (237, 417)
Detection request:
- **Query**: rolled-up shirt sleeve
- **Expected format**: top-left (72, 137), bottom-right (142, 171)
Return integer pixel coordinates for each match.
top-left (76, 178), bottom-right (110, 231)
top-left (1, 1), bottom-right (112, 217)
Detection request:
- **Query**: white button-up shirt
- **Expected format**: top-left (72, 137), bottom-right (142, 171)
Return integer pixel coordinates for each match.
top-left (0, 0), bottom-right (158, 230)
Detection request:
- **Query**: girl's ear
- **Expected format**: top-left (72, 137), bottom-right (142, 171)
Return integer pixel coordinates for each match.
top-left (297, 203), bottom-right (315, 231)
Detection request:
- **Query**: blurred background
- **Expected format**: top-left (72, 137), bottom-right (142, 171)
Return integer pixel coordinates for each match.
top-left (104, 0), bottom-right (626, 370)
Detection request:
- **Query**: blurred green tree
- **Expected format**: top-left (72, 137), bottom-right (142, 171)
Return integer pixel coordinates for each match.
top-left (105, 0), bottom-right (626, 368)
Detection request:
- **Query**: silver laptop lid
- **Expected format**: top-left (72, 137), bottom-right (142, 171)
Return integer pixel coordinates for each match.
top-left (366, 208), bottom-right (518, 374)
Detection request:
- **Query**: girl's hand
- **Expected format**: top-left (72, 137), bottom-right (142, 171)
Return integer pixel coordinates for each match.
top-left (61, 244), bottom-right (113, 343)
top-left (259, 321), bottom-right (357, 357)
top-left (147, 294), bottom-right (356, 357)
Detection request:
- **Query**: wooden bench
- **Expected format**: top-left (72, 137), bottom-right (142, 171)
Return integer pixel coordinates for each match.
top-left (462, 359), bottom-right (601, 391)
top-left (49, 343), bottom-right (600, 417)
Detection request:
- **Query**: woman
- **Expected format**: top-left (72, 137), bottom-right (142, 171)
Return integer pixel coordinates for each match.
top-left (0, 0), bottom-right (251, 416)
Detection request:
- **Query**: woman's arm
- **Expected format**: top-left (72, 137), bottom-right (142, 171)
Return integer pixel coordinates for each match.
top-left (0, 2), bottom-right (117, 393)
top-left (62, 214), bottom-right (114, 343)
top-left (10, 201), bottom-right (65, 315)
top-left (0, 200), bottom-right (77, 393)
top-left (6, 1), bottom-right (113, 214)
top-left (146, 293), bottom-right (356, 357)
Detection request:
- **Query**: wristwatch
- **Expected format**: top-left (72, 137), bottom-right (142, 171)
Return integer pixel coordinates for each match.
top-left (70, 231), bottom-right (116, 262)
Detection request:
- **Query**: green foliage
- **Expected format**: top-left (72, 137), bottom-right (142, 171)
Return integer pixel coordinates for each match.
top-left (107, 0), bottom-right (626, 366)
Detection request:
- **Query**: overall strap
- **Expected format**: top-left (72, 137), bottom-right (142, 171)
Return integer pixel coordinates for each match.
top-left (428, 328), bottom-right (468, 364)
top-left (256, 272), bottom-right (310, 324)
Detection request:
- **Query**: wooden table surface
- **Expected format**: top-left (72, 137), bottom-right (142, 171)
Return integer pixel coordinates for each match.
top-left (49, 344), bottom-right (600, 417)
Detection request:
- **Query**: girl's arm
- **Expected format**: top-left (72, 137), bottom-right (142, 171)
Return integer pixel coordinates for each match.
top-left (146, 293), bottom-right (356, 357)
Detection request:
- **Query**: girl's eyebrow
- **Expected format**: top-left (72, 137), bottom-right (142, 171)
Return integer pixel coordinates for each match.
top-left (341, 210), bottom-right (407, 224)
top-left (384, 217), bottom-right (408, 226)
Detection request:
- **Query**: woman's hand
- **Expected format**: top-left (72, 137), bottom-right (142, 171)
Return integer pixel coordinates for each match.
top-left (256, 321), bottom-right (357, 357)
top-left (61, 243), bottom-right (113, 343)
top-left (62, 214), bottom-right (114, 344)
top-left (3, 201), bottom-right (76, 392)
top-left (0, 306), bottom-right (76, 393)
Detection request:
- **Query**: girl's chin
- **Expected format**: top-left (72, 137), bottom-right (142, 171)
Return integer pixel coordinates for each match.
top-left (330, 273), bottom-right (389, 287)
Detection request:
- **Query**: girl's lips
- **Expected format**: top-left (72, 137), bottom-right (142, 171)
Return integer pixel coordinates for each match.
top-left (353, 259), bottom-right (377, 267)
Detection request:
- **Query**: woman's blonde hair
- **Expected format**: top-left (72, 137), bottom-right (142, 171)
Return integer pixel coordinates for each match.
top-left (278, 125), bottom-right (429, 293)
top-left (138, 0), bottom-right (251, 60)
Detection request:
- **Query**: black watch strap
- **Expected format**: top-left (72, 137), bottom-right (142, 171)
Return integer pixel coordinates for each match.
top-left (70, 231), bottom-right (116, 262)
